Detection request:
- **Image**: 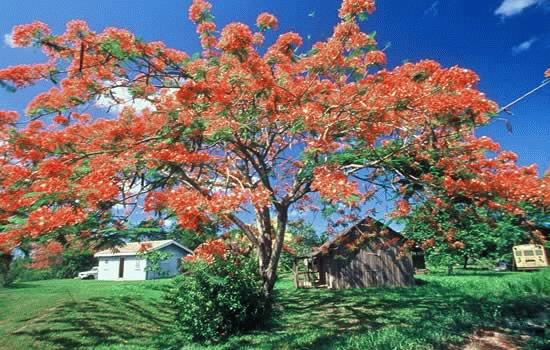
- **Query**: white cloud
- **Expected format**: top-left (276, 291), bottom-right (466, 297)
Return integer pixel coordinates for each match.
top-left (3, 33), bottom-right (15, 48)
top-left (424, 1), bottom-right (439, 16)
top-left (512, 37), bottom-right (537, 54)
top-left (96, 86), bottom-right (156, 114)
top-left (495, 0), bottom-right (544, 17)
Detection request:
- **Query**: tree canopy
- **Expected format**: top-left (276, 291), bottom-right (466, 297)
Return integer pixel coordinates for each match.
top-left (0, 0), bottom-right (548, 294)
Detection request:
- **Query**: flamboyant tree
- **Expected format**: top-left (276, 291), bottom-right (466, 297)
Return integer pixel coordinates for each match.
top-left (0, 0), bottom-right (548, 294)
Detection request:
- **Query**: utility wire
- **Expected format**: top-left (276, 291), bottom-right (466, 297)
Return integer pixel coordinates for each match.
top-left (497, 79), bottom-right (550, 114)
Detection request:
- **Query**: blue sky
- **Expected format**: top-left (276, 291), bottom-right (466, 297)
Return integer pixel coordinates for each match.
top-left (0, 0), bottom-right (548, 229)
top-left (0, 0), bottom-right (548, 172)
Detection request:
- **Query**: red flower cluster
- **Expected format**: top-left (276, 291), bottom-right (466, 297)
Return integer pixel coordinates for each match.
top-left (28, 241), bottom-right (63, 269)
top-left (184, 239), bottom-right (227, 264)
top-left (11, 21), bottom-right (51, 47)
top-left (53, 114), bottom-right (69, 125)
top-left (217, 23), bottom-right (254, 52)
top-left (0, 111), bottom-right (18, 126)
top-left (389, 199), bottom-right (411, 218)
top-left (545, 68), bottom-right (550, 78)
top-left (312, 166), bottom-right (359, 204)
top-left (271, 32), bottom-right (302, 52)
top-left (188, 0), bottom-right (212, 23)
top-left (190, 1), bottom-right (217, 50)
top-left (26, 206), bottom-right (86, 237)
top-left (256, 12), bottom-right (278, 31)
top-left (365, 50), bottom-right (387, 66)
top-left (339, 0), bottom-right (376, 19)
top-left (249, 185), bottom-right (272, 208)
top-left (0, 63), bottom-right (52, 87)
top-left (196, 21), bottom-right (216, 35)
top-left (144, 144), bottom-right (211, 166)
top-left (64, 20), bottom-right (91, 38)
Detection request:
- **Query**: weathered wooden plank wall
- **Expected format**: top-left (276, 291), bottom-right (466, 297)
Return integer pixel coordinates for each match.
top-left (320, 243), bottom-right (415, 289)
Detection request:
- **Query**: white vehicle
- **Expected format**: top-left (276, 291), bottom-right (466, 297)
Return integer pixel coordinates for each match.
top-left (78, 266), bottom-right (99, 279)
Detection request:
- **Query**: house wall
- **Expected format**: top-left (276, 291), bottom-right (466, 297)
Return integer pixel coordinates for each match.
top-left (145, 244), bottom-right (187, 280)
top-left (97, 255), bottom-right (147, 281)
top-left (322, 240), bottom-right (415, 289)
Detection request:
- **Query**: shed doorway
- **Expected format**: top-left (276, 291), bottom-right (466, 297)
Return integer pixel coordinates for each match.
top-left (118, 258), bottom-right (125, 278)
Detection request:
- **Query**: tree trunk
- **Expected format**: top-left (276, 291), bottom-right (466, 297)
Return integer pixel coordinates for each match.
top-left (254, 205), bottom-right (288, 298)
top-left (463, 256), bottom-right (469, 270)
top-left (255, 207), bottom-right (273, 295)
top-left (0, 251), bottom-right (13, 286)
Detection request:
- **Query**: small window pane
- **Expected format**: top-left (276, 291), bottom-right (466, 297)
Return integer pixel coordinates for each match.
top-left (524, 250), bottom-right (534, 256)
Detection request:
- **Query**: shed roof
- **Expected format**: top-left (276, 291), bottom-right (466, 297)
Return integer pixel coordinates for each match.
top-left (312, 217), bottom-right (404, 257)
top-left (94, 239), bottom-right (193, 257)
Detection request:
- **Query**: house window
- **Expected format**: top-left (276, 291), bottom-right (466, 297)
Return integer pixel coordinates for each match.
top-left (135, 259), bottom-right (141, 271)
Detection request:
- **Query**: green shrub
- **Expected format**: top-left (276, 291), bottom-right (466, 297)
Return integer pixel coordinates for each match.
top-left (51, 248), bottom-right (96, 279)
top-left (168, 246), bottom-right (269, 343)
top-left (8, 258), bottom-right (54, 281)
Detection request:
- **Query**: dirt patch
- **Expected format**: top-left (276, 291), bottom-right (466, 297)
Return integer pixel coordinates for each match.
top-left (457, 329), bottom-right (529, 350)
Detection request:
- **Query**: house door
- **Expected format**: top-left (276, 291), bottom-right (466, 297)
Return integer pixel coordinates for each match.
top-left (118, 258), bottom-right (125, 278)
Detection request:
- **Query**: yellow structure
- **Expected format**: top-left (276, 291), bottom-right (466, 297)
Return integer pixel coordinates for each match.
top-left (512, 244), bottom-right (548, 270)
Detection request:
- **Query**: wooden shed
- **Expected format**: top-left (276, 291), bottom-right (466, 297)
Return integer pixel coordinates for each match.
top-left (293, 217), bottom-right (418, 289)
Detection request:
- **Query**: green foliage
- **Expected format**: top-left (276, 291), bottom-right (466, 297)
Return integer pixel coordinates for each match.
top-left (7, 258), bottom-right (54, 281)
top-left (166, 225), bottom-right (217, 250)
top-left (51, 248), bottom-right (96, 279)
top-left (138, 250), bottom-right (172, 276)
top-left (99, 38), bottom-right (128, 59)
top-left (4, 248), bottom-right (95, 282)
top-left (279, 220), bottom-right (327, 271)
top-left (168, 252), bottom-right (270, 343)
top-left (404, 201), bottom-right (530, 270)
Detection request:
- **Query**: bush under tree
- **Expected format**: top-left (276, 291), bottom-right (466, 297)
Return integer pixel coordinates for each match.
top-left (168, 239), bottom-right (269, 343)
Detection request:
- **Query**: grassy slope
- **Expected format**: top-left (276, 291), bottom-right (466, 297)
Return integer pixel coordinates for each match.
top-left (0, 270), bottom-right (548, 350)
top-left (0, 279), bottom-right (173, 350)
top-left (199, 270), bottom-right (549, 350)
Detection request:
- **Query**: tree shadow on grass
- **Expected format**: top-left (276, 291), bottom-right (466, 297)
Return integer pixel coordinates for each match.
top-left (12, 295), bottom-right (173, 349)
top-left (216, 278), bottom-right (549, 350)
top-left (0, 282), bottom-right (36, 289)
top-left (8, 277), bottom-right (548, 350)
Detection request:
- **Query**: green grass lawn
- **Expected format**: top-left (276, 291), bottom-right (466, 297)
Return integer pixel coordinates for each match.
top-left (1, 270), bottom-right (548, 350)
top-left (0, 279), bottom-right (173, 350)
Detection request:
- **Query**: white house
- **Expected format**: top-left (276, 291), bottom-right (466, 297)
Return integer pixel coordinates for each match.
top-left (94, 240), bottom-right (193, 281)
